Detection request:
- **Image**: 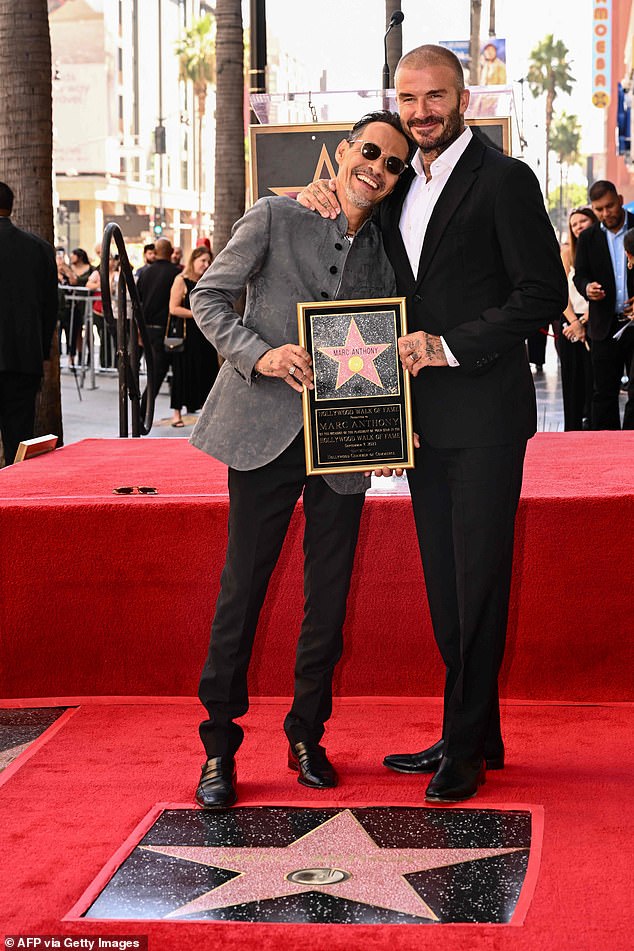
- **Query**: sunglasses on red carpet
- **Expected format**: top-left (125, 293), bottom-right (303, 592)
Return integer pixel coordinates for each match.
top-left (112, 486), bottom-right (158, 495)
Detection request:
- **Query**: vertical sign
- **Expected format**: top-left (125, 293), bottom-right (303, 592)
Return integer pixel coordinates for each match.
top-left (592, 0), bottom-right (612, 109)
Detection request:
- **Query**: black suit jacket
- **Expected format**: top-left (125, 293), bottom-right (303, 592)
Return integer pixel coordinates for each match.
top-left (572, 212), bottom-right (634, 341)
top-left (377, 136), bottom-right (567, 448)
top-left (0, 217), bottom-right (58, 376)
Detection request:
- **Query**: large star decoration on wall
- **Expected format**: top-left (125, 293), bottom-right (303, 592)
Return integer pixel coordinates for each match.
top-left (268, 144), bottom-right (338, 198)
top-left (142, 809), bottom-right (523, 921)
top-left (319, 318), bottom-right (391, 389)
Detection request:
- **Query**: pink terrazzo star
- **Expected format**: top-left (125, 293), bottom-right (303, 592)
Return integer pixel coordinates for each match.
top-left (143, 809), bottom-right (523, 921)
top-left (319, 318), bottom-right (391, 389)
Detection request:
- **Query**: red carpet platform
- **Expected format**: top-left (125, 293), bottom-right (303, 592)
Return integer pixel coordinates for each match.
top-left (0, 434), bottom-right (633, 701)
top-left (0, 697), bottom-right (632, 950)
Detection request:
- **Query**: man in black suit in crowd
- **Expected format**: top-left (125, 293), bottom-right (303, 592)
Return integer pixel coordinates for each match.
top-left (301, 45), bottom-right (567, 802)
top-left (573, 180), bottom-right (634, 430)
top-left (0, 182), bottom-right (58, 466)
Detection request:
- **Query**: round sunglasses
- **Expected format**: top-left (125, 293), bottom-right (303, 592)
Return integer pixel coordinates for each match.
top-left (350, 140), bottom-right (409, 176)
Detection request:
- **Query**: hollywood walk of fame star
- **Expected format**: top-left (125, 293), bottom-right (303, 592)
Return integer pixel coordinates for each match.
top-left (268, 144), bottom-right (337, 198)
top-left (319, 318), bottom-right (391, 390)
top-left (141, 809), bottom-right (523, 921)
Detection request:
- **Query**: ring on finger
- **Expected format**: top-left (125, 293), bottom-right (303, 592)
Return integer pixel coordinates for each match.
top-left (288, 365), bottom-right (296, 376)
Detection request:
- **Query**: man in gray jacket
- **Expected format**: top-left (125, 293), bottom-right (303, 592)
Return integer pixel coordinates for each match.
top-left (190, 110), bottom-right (410, 808)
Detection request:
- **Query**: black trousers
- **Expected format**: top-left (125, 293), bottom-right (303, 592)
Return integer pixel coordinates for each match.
top-left (0, 371), bottom-right (41, 466)
top-left (590, 321), bottom-right (634, 430)
top-left (406, 436), bottom-right (527, 762)
top-left (559, 322), bottom-right (593, 431)
top-left (198, 433), bottom-right (365, 759)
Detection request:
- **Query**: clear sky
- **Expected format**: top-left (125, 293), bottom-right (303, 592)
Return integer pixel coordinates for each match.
top-left (262, 0), bottom-right (604, 192)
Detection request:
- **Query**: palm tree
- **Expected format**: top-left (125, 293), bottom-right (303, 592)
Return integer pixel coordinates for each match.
top-left (527, 35), bottom-right (575, 201)
top-left (175, 13), bottom-right (216, 236)
top-left (213, 0), bottom-right (246, 256)
top-left (0, 0), bottom-right (61, 462)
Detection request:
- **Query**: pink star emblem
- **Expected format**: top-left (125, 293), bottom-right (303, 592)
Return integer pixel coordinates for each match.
top-left (319, 318), bottom-right (391, 389)
top-left (142, 809), bottom-right (523, 921)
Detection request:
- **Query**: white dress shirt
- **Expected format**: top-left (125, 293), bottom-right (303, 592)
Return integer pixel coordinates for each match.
top-left (400, 126), bottom-right (473, 365)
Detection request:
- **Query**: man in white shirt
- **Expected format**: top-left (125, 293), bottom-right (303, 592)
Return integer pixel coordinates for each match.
top-left (300, 44), bottom-right (567, 803)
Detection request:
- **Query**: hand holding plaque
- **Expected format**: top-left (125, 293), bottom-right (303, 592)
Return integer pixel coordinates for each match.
top-left (297, 297), bottom-right (414, 475)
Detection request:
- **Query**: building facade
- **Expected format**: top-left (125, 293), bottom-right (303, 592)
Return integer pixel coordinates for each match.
top-left (50, 0), bottom-right (215, 264)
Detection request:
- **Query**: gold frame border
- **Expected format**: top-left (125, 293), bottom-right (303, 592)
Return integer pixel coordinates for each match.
top-left (297, 296), bottom-right (414, 476)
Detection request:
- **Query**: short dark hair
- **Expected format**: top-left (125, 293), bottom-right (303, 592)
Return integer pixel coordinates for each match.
top-left (143, 243), bottom-right (155, 253)
top-left (0, 181), bottom-right (14, 213)
top-left (588, 180), bottom-right (618, 203)
top-left (347, 110), bottom-right (409, 145)
top-left (624, 228), bottom-right (634, 257)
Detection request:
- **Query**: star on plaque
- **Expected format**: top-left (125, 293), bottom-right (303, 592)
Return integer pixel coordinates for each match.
top-left (268, 144), bottom-right (337, 198)
top-left (319, 318), bottom-right (391, 390)
top-left (142, 810), bottom-right (522, 921)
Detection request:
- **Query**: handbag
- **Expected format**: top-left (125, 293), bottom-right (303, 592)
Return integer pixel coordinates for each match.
top-left (164, 314), bottom-right (186, 353)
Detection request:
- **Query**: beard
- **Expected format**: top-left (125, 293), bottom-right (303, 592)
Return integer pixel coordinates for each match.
top-left (408, 103), bottom-right (464, 154)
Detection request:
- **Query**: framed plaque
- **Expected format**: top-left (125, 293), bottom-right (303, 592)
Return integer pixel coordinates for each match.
top-left (297, 297), bottom-right (414, 475)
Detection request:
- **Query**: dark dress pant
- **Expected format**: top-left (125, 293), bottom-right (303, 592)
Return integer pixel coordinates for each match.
top-left (0, 371), bottom-right (41, 466)
top-left (406, 436), bottom-right (527, 762)
top-left (198, 433), bottom-right (365, 759)
top-left (559, 324), bottom-right (593, 431)
top-left (590, 320), bottom-right (634, 430)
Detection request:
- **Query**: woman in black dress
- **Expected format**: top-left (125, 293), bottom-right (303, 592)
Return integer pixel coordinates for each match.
top-left (168, 246), bottom-right (218, 427)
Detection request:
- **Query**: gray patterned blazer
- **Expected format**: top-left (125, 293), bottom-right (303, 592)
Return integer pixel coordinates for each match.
top-left (189, 197), bottom-right (397, 494)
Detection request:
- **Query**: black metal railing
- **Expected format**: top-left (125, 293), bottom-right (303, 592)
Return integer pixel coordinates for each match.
top-left (100, 222), bottom-right (155, 436)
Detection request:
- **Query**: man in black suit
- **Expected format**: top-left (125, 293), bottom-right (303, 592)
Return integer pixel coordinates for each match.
top-left (573, 180), bottom-right (634, 430)
top-left (136, 237), bottom-right (181, 412)
top-left (0, 182), bottom-right (58, 466)
top-left (301, 45), bottom-right (567, 802)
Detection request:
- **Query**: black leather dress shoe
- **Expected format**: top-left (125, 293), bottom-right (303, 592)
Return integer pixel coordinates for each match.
top-left (383, 739), bottom-right (504, 773)
top-left (425, 756), bottom-right (486, 803)
top-left (195, 756), bottom-right (237, 809)
top-left (288, 741), bottom-right (338, 788)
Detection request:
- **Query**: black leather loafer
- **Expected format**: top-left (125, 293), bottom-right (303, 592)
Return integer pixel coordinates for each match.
top-left (288, 741), bottom-right (338, 788)
top-left (383, 739), bottom-right (504, 773)
top-left (425, 756), bottom-right (486, 803)
top-left (195, 756), bottom-right (237, 809)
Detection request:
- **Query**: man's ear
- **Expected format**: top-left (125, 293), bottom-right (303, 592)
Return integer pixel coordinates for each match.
top-left (335, 139), bottom-right (348, 167)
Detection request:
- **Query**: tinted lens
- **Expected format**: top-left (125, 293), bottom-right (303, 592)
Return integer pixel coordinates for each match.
top-left (138, 486), bottom-right (158, 494)
top-left (385, 155), bottom-right (406, 175)
top-left (113, 486), bottom-right (134, 494)
top-left (360, 141), bottom-right (381, 162)
top-left (360, 141), bottom-right (405, 176)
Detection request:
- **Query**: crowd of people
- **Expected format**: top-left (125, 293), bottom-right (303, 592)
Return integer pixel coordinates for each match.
top-left (53, 235), bottom-right (220, 427)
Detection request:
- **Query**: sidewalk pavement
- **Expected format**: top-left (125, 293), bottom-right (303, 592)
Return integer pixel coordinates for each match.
top-left (60, 335), bottom-right (569, 448)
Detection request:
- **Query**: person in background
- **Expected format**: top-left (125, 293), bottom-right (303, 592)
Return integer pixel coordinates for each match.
top-left (137, 237), bottom-right (182, 416)
top-left (171, 246), bottom-right (184, 270)
top-left (559, 207), bottom-right (597, 430)
top-left (135, 243), bottom-right (156, 280)
top-left (167, 246), bottom-right (218, 427)
top-left (573, 180), bottom-right (634, 429)
top-left (57, 248), bottom-right (95, 367)
top-left (0, 181), bottom-right (58, 465)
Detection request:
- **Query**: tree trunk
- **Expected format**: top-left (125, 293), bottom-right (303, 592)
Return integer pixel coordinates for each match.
top-left (385, 0), bottom-right (402, 89)
top-left (545, 88), bottom-right (554, 203)
top-left (213, 0), bottom-right (246, 256)
top-left (0, 0), bottom-right (62, 458)
top-left (196, 85), bottom-right (207, 235)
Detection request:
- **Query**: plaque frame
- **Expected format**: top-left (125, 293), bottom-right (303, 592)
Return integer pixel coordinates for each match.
top-left (297, 297), bottom-right (414, 475)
